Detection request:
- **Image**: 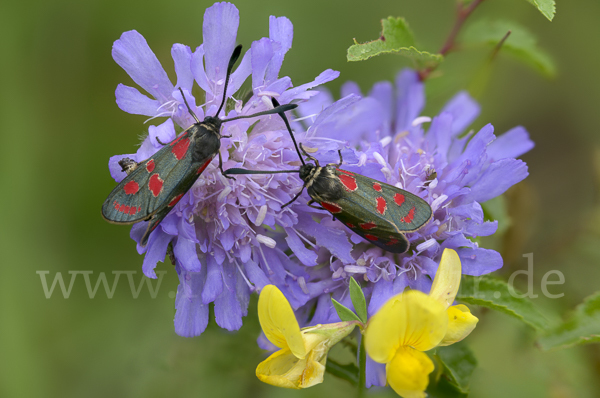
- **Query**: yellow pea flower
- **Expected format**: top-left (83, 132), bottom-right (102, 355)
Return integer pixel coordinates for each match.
top-left (365, 249), bottom-right (478, 398)
top-left (256, 284), bottom-right (358, 389)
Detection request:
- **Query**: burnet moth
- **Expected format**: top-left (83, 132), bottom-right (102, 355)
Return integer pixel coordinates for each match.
top-left (224, 99), bottom-right (433, 254)
top-left (102, 45), bottom-right (298, 246)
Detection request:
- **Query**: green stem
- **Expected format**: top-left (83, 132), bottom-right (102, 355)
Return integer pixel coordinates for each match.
top-left (357, 333), bottom-right (367, 398)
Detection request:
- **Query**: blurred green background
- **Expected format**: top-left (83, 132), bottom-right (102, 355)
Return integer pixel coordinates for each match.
top-left (2, 0), bottom-right (600, 396)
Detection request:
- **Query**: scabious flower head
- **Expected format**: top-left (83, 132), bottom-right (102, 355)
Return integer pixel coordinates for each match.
top-left (256, 285), bottom-right (357, 389)
top-left (364, 249), bottom-right (478, 398)
top-left (289, 71), bottom-right (534, 318)
top-left (107, 2), bottom-right (342, 336)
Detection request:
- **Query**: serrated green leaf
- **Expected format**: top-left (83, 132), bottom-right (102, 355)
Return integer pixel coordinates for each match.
top-left (538, 291), bottom-right (600, 351)
top-left (332, 298), bottom-right (362, 323)
top-left (347, 16), bottom-right (443, 70)
top-left (349, 277), bottom-right (367, 323)
top-left (436, 343), bottom-right (477, 393)
top-left (462, 19), bottom-right (556, 78)
top-left (457, 275), bottom-right (549, 331)
top-left (325, 359), bottom-right (359, 386)
top-left (525, 0), bottom-right (556, 21)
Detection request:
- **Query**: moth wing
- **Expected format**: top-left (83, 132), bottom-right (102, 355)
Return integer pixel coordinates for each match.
top-left (322, 169), bottom-right (432, 253)
top-left (101, 131), bottom-right (195, 224)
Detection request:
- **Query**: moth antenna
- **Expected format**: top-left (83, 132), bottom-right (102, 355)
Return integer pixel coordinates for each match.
top-left (223, 168), bottom-right (299, 176)
top-left (220, 103), bottom-right (298, 123)
top-left (178, 87), bottom-right (200, 123)
top-left (271, 97), bottom-right (305, 166)
top-left (216, 44), bottom-right (242, 118)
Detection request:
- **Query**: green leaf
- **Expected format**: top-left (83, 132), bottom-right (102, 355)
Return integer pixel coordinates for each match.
top-left (349, 277), bottom-right (368, 323)
top-left (325, 359), bottom-right (358, 386)
top-left (347, 16), bottom-right (443, 70)
top-left (457, 275), bottom-right (549, 331)
top-left (538, 291), bottom-right (600, 351)
top-left (436, 343), bottom-right (477, 393)
top-left (525, 0), bottom-right (556, 21)
top-left (332, 298), bottom-right (362, 323)
top-left (462, 19), bottom-right (556, 78)
top-left (426, 376), bottom-right (468, 398)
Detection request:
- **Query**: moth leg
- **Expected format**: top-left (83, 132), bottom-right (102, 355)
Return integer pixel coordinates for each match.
top-left (307, 199), bottom-right (337, 221)
top-left (306, 199), bottom-right (326, 211)
top-left (336, 149), bottom-right (343, 167)
top-left (220, 134), bottom-right (232, 139)
top-left (219, 152), bottom-right (236, 180)
top-left (299, 143), bottom-right (320, 167)
top-left (281, 187), bottom-right (305, 209)
top-left (156, 137), bottom-right (168, 146)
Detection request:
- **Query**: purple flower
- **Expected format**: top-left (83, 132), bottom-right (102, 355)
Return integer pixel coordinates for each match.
top-left (289, 70), bottom-right (533, 387)
top-left (108, 2), bottom-right (341, 337)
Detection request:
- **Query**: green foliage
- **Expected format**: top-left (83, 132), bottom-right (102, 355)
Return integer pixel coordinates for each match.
top-left (325, 359), bottom-right (359, 386)
top-left (332, 298), bottom-right (362, 323)
top-left (462, 20), bottom-right (556, 78)
top-left (349, 277), bottom-right (368, 323)
top-left (436, 343), bottom-right (477, 394)
top-left (538, 291), bottom-right (600, 350)
top-left (457, 275), bottom-right (549, 331)
top-left (525, 0), bottom-right (556, 21)
top-left (347, 16), bottom-right (443, 70)
top-left (481, 196), bottom-right (510, 236)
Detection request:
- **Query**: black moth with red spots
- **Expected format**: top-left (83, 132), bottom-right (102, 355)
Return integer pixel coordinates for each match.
top-left (102, 45), bottom-right (297, 246)
top-left (224, 99), bottom-right (432, 254)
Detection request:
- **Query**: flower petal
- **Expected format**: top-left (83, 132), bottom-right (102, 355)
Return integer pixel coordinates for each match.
top-left (203, 2), bottom-right (239, 83)
top-left (115, 84), bottom-right (162, 116)
top-left (112, 30), bottom-right (173, 101)
top-left (386, 346), bottom-right (434, 398)
top-left (439, 304), bottom-right (478, 346)
top-left (256, 348), bottom-right (324, 389)
top-left (174, 265), bottom-right (209, 337)
top-left (468, 158), bottom-right (529, 203)
top-left (440, 91), bottom-right (480, 136)
top-left (429, 249), bottom-right (461, 309)
top-left (395, 69), bottom-right (424, 130)
top-left (266, 16), bottom-right (293, 82)
top-left (365, 290), bottom-right (447, 363)
top-left (487, 126), bottom-right (534, 161)
top-left (258, 285), bottom-right (306, 358)
top-left (171, 43), bottom-right (194, 91)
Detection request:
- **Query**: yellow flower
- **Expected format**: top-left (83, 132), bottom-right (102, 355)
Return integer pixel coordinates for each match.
top-left (256, 284), bottom-right (358, 389)
top-left (364, 249), bottom-right (478, 398)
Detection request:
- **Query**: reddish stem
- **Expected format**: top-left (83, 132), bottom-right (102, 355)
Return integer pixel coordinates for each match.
top-left (419, 0), bottom-right (485, 81)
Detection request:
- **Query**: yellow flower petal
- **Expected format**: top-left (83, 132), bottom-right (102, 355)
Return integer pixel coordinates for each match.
top-left (386, 346), bottom-right (434, 398)
top-left (439, 304), bottom-right (479, 346)
top-left (365, 290), bottom-right (448, 363)
top-left (429, 249), bottom-right (461, 309)
top-left (256, 348), bottom-right (325, 389)
top-left (258, 285), bottom-right (306, 358)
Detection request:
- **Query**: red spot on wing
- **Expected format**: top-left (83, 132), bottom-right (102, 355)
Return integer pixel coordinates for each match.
top-left (168, 193), bottom-right (184, 207)
top-left (364, 234), bottom-right (378, 241)
top-left (394, 193), bottom-right (405, 206)
top-left (373, 183), bottom-right (382, 192)
top-left (114, 201), bottom-right (119, 210)
top-left (359, 222), bottom-right (377, 230)
top-left (146, 159), bottom-right (155, 173)
top-left (376, 197), bottom-right (387, 215)
top-left (129, 206), bottom-right (138, 215)
top-left (321, 202), bottom-right (342, 214)
top-left (346, 222), bottom-right (355, 228)
top-left (338, 174), bottom-right (357, 191)
top-left (386, 238), bottom-right (399, 246)
top-left (123, 180), bottom-right (139, 195)
top-left (401, 206), bottom-right (416, 223)
top-left (197, 158), bottom-right (212, 174)
top-left (172, 137), bottom-right (190, 160)
top-left (338, 169), bottom-right (354, 176)
top-left (118, 204), bottom-right (127, 213)
top-left (148, 173), bottom-right (164, 197)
